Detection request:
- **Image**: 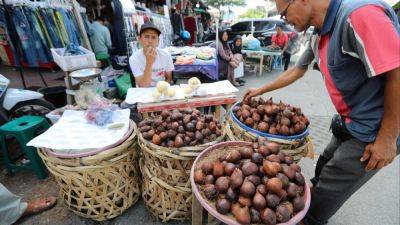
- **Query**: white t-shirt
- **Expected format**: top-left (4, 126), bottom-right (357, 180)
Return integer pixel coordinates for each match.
top-left (129, 48), bottom-right (174, 87)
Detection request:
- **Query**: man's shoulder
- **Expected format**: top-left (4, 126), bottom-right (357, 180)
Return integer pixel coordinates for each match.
top-left (157, 48), bottom-right (171, 57)
top-left (131, 49), bottom-right (144, 57)
top-left (129, 49), bottom-right (145, 63)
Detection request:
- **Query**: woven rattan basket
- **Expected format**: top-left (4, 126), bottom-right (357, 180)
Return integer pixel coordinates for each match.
top-left (190, 141), bottom-right (311, 225)
top-left (226, 115), bottom-right (314, 162)
top-left (138, 127), bottom-right (226, 222)
top-left (38, 122), bottom-right (140, 221)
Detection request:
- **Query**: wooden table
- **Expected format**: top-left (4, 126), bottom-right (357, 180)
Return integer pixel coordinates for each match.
top-left (242, 49), bottom-right (282, 76)
top-left (137, 94), bottom-right (237, 120)
top-left (192, 195), bottom-right (221, 225)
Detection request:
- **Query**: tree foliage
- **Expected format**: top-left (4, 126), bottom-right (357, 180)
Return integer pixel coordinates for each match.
top-left (204, 0), bottom-right (246, 10)
top-left (239, 7), bottom-right (267, 19)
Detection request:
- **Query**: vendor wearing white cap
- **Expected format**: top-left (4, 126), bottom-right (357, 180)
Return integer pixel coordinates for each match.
top-left (129, 22), bottom-right (174, 87)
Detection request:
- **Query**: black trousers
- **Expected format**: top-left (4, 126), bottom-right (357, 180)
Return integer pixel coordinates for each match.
top-left (282, 51), bottom-right (291, 70)
top-left (304, 135), bottom-right (400, 225)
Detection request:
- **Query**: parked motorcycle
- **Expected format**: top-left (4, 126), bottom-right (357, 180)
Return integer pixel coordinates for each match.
top-left (0, 74), bottom-right (55, 125)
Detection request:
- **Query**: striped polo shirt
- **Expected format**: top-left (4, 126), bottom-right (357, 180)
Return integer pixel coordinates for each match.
top-left (296, 0), bottom-right (400, 143)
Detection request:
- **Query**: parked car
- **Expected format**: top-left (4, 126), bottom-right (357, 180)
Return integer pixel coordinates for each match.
top-left (205, 18), bottom-right (297, 46)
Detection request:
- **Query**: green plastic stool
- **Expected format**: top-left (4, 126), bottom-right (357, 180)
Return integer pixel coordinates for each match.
top-left (95, 53), bottom-right (111, 67)
top-left (0, 116), bottom-right (51, 179)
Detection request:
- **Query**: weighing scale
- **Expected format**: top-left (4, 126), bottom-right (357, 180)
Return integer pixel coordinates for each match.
top-left (69, 68), bottom-right (103, 109)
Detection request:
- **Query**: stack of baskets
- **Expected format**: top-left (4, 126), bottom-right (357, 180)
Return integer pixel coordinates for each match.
top-left (226, 103), bottom-right (314, 162)
top-left (138, 128), bottom-right (226, 222)
top-left (38, 121), bottom-right (141, 221)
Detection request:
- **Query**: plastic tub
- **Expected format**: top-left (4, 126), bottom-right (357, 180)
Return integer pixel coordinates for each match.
top-left (51, 47), bottom-right (96, 72)
top-left (230, 102), bottom-right (310, 140)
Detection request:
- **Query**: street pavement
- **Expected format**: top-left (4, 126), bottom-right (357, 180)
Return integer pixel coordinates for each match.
top-left (0, 61), bottom-right (398, 225)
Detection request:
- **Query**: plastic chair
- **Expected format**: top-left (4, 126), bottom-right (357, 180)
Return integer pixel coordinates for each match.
top-left (0, 116), bottom-right (50, 179)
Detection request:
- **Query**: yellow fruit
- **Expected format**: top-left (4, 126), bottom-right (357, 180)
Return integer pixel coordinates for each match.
top-left (184, 86), bottom-right (193, 95)
top-left (188, 77), bottom-right (201, 86)
top-left (167, 88), bottom-right (176, 97)
top-left (156, 81), bottom-right (170, 93)
top-left (152, 91), bottom-right (161, 100)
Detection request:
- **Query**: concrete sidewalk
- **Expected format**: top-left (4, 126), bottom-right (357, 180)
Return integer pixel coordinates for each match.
top-left (0, 63), bottom-right (398, 225)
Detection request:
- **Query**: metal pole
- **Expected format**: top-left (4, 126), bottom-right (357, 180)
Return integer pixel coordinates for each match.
top-left (216, 17), bottom-right (219, 49)
top-left (216, 14), bottom-right (219, 79)
top-left (71, 0), bottom-right (92, 51)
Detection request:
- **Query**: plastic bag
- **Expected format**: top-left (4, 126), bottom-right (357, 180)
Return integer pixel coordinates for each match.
top-left (84, 97), bottom-right (118, 126)
top-left (244, 38), bottom-right (261, 50)
top-left (63, 43), bottom-right (86, 56)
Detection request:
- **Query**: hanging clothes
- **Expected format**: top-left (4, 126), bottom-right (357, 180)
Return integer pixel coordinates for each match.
top-left (46, 8), bottom-right (65, 46)
top-left (183, 16), bottom-right (197, 45)
top-left (110, 0), bottom-right (127, 55)
top-left (54, 10), bottom-right (70, 45)
top-left (0, 3), bottom-right (85, 68)
top-left (11, 6), bottom-right (39, 67)
top-left (59, 8), bottom-right (79, 45)
top-left (22, 7), bottom-right (50, 63)
top-left (170, 11), bottom-right (182, 35)
top-left (0, 7), bottom-right (16, 66)
top-left (35, 9), bottom-right (53, 49)
top-left (74, 12), bottom-right (85, 44)
top-left (38, 8), bottom-right (62, 48)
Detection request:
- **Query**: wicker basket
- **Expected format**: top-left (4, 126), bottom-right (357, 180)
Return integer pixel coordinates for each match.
top-left (37, 123), bottom-right (141, 221)
top-left (138, 127), bottom-right (226, 222)
top-left (140, 158), bottom-right (192, 222)
top-left (190, 141), bottom-right (311, 225)
top-left (226, 115), bottom-right (314, 162)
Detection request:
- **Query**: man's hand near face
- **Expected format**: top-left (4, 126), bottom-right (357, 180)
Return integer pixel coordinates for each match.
top-left (144, 46), bottom-right (157, 67)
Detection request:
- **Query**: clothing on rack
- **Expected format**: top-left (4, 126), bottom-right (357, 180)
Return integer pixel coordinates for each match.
top-left (0, 7), bottom-right (16, 66)
top-left (23, 7), bottom-right (50, 63)
top-left (53, 9), bottom-right (69, 46)
top-left (170, 12), bottom-right (182, 35)
top-left (60, 8), bottom-right (79, 45)
top-left (80, 12), bottom-right (90, 43)
top-left (183, 16), bottom-right (197, 45)
top-left (110, 0), bottom-right (127, 55)
top-left (11, 6), bottom-right (40, 67)
top-left (42, 8), bottom-right (64, 47)
top-left (0, 1), bottom-right (84, 68)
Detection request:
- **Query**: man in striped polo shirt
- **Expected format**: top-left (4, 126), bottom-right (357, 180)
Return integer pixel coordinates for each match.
top-left (244, 0), bottom-right (399, 224)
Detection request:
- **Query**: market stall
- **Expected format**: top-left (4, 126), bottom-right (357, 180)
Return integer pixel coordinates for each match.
top-left (25, 74), bottom-right (315, 224)
top-left (164, 46), bottom-right (218, 81)
top-left (242, 48), bottom-right (283, 76)
top-left (20, 0), bottom-right (316, 218)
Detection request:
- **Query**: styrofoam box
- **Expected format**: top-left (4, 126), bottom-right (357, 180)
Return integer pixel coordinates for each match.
top-left (234, 61), bottom-right (244, 78)
top-left (51, 47), bottom-right (96, 72)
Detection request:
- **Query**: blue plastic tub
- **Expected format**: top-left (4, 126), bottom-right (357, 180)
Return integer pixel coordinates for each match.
top-left (229, 102), bottom-right (309, 140)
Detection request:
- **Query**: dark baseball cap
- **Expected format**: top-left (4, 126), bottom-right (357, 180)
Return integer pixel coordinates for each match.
top-left (140, 22), bottom-right (161, 36)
